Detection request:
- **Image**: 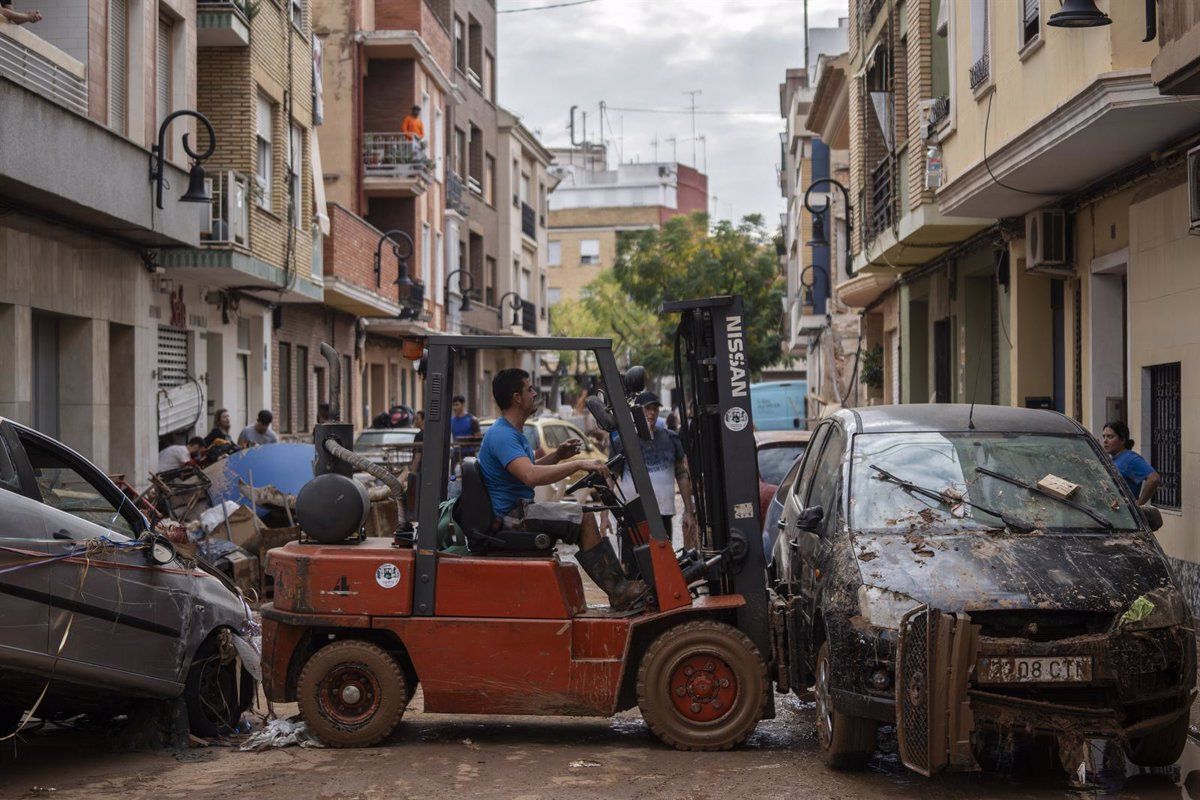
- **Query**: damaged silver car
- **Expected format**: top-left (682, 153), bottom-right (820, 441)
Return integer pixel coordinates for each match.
top-left (770, 405), bottom-right (1193, 777)
top-left (0, 418), bottom-right (256, 738)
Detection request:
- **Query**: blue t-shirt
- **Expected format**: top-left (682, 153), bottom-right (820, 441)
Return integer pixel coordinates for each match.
top-left (478, 416), bottom-right (535, 517)
top-left (1113, 449), bottom-right (1155, 497)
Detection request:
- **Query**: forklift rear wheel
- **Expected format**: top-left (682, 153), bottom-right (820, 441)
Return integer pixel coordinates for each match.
top-left (636, 620), bottom-right (766, 751)
top-left (297, 640), bottom-right (409, 748)
top-left (814, 641), bottom-right (877, 769)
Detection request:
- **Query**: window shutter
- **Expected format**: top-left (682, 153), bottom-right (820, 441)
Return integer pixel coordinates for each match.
top-left (108, 0), bottom-right (127, 133)
top-left (157, 17), bottom-right (171, 129)
top-left (580, 239), bottom-right (600, 258)
top-left (257, 94), bottom-right (273, 142)
top-left (935, 0), bottom-right (949, 36)
top-left (1023, 0), bottom-right (1039, 24)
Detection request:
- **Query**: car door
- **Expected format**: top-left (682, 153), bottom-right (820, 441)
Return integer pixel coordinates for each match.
top-left (12, 428), bottom-right (194, 688)
top-left (0, 421), bottom-right (51, 664)
top-left (779, 424), bottom-right (828, 591)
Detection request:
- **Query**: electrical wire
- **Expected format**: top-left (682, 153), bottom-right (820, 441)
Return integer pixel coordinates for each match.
top-left (499, 0), bottom-right (599, 12)
top-left (983, 91), bottom-right (1060, 198)
top-left (605, 105), bottom-right (776, 118)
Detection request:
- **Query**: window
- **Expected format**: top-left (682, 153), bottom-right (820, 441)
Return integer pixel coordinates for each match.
top-left (539, 184), bottom-right (547, 224)
top-left (467, 15), bottom-right (483, 80)
top-left (805, 426), bottom-right (844, 537)
top-left (521, 172), bottom-right (531, 204)
top-left (454, 17), bottom-right (465, 72)
top-left (256, 94), bottom-right (274, 210)
top-left (22, 436), bottom-right (136, 536)
top-left (1147, 362), bottom-right (1181, 509)
top-left (484, 51), bottom-right (496, 102)
top-left (547, 287), bottom-right (562, 306)
top-left (1018, 0), bottom-right (1040, 52)
top-left (421, 223), bottom-right (432, 292)
top-left (289, 123), bottom-right (303, 229)
top-left (297, 345), bottom-right (309, 431)
top-left (485, 154), bottom-right (496, 205)
top-left (291, 0), bottom-right (303, 30)
top-left (469, 124), bottom-right (483, 183)
top-left (580, 239), bottom-right (601, 265)
top-left (512, 158), bottom-right (520, 205)
top-left (930, 0), bottom-right (951, 131)
top-left (548, 240), bottom-right (562, 266)
top-left (279, 343), bottom-right (292, 432)
top-left (485, 255), bottom-right (497, 306)
top-left (156, 16), bottom-right (173, 134)
top-left (969, 0), bottom-right (990, 90)
top-left (434, 106), bottom-right (444, 181)
top-left (0, 438), bottom-right (20, 494)
top-left (435, 231), bottom-right (444, 304)
top-left (108, 0), bottom-right (127, 134)
top-left (454, 127), bottom-right (467, 174)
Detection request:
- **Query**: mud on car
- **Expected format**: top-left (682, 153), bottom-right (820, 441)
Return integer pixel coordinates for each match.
top-left (769, 405), bottom-right (1194, 776)
top-left (0, 418), bottom-right (256, 739)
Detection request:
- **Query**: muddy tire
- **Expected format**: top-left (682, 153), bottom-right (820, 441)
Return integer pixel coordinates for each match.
top-left (297, 639), bottom-right (408, 748)
top-left (815, 641), bottom-right (877, 769)
top-left (1126, 713), bottom-right (1189, 767)
top-left (636, 620), bottom-right (766, 751)
top-left (185, 634), bottom-right (253, 738)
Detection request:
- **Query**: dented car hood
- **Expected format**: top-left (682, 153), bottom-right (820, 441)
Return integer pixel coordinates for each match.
top-left (852, 532), bottom-right (1175, 614)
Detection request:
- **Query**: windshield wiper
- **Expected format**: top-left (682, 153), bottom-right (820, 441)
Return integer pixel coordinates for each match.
top-left (974, 466), bottom-right (1114, 532)
top-left (868, 464), bottom-right (1035, 532)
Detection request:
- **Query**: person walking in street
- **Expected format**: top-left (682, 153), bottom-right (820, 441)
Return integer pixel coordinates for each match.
top-left (611, 392), bottom-right (699, 550)
top-left (204, 409), bottom-right (234, 447)
top-left (238, 409), bottom-right (279, 447)
top-left (450, 394), bottom-right (481, 458)
top-left (1101, 420), bottom-right (1161, 506)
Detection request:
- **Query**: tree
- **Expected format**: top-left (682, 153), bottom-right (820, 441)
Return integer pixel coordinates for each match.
top-left (550, 271), bottom-right (666, 384)
top-left (613, 212), bottom-right (785, 377)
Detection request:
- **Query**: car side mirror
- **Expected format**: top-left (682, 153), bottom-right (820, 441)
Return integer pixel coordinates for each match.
top-left (145, 534), bottom-right (177, 565)
top-left (797, 505), bottom-right (824, 533)
top-left (1142, 505), bottom-right (1164, 532)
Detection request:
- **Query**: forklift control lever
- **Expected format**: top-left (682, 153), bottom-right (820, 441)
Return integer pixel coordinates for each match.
top-left (563, 454), bottom-right (624, 497)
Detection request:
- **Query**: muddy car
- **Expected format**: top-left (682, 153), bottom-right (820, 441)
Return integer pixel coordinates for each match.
top-left (770, 405), bottom-right (1193, 776)
top-left (0, 418), bottom-right (255, 737)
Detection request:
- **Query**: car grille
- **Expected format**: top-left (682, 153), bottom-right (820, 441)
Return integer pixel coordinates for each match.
top-left (897, 607), bottom-right (933, 774)
top-left (969, 610), bottom-right (1113, 642)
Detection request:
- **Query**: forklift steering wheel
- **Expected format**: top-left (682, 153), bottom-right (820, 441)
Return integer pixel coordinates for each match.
top-left (564, 454), bottom-right (624, 497)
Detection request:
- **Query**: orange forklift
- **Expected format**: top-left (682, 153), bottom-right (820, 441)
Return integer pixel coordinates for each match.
top-left (260, 297), bottom-right (776, 749)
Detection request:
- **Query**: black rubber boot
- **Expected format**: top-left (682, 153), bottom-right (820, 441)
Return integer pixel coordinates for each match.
top-left (576, 539), bottom-right (647, 611)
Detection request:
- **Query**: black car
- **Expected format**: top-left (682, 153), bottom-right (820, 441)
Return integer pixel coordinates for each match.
top-left (770, 405), bottom-right (1192, 776)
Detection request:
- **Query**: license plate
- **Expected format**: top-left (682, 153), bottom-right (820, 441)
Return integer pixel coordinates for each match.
top-left (976, 656), bottom-right (1092, 683)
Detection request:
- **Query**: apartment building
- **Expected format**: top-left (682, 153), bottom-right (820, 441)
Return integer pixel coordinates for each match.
top-left (547, 148), bottom-right (708, 303)
top-left (0, 0), bottom-right (203, 481)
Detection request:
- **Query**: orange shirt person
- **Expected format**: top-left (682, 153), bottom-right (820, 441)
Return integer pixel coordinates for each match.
top-left (401, 105), bottom-right (424, 141)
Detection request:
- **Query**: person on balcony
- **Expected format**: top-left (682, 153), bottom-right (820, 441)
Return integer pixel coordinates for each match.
top-left (1, 1), bottom-right (43, 24)
top-left (401, 105), bottom-right (424, 144)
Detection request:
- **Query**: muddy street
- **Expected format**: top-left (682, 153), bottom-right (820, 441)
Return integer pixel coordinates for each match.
top-left (3, 693), bottom-right (1200, 800)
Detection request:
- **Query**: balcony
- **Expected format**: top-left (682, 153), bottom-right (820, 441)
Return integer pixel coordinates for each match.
top-left (520, 201), bottom-right (536, 240)
top-left (521, 300), bottom-right (537, 334)
top-left (868, 156), bottom-right (893, 242)
top-left (201, 170), bottom-right (251, 249)
top-left (969, 53), bottom-right (990, 91)
top-left (362, 133), bottom-right (431, 196)
top-left (197, 0), bottom-right (250, 47)
top-left (1152, 2), bottom-right (1200, 95)
top-left (0, 23), bottom-right (87, 116)
top-left (446, 171), bottom-right (470, 216)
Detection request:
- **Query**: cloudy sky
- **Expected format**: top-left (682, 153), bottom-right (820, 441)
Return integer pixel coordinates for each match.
top-left (497, 0), bottom-right (847, 226)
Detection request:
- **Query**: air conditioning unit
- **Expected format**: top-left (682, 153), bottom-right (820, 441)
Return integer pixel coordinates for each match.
top-left (1187, 144), bottom-right (1200, 233)
top-left (1025, 208), bottom-right (1072, 276)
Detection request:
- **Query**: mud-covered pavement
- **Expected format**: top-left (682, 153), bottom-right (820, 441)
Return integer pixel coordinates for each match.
top-left (4, 691), bottom-right (1200, 800)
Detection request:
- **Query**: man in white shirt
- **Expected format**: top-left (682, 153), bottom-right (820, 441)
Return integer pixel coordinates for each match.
top-left (157, 437), bottom-right (204, 472)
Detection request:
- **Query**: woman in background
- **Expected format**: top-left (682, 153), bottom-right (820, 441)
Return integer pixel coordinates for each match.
top-left (1101, 420), bottom-right (1161, 506)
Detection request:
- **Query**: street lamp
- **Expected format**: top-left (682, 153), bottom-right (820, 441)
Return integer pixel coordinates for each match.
top-left (444, 268), bottom-right (474, 312)
top-left (374, 228), bottom-right (415, 291)
top-left (1048, 0), bottom-right (1112, 28)
top-left (149, 110), bottom-right (216, 210)
top-left (497, 291), bottom-right (523, 327)
top-left (803, 178), bottom-right (854, 280)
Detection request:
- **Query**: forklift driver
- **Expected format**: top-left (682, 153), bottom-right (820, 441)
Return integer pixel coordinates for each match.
top-left (479, 368), bottom-right (647, 610)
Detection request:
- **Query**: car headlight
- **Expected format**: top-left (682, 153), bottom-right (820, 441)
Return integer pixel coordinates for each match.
top-left (858, 585), bottom-right (922, 630)
top-left (1119, 588), bottom-right (1190, 630)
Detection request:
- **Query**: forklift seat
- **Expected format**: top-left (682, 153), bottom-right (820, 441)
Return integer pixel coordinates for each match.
top-left (455, 458), bottom-right (556, 554)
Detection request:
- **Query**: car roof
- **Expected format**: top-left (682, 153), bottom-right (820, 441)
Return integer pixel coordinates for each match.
top-left (754, 430), bottom-right (812, 446)
top-left (839, 404), bottom-right (1084, 435)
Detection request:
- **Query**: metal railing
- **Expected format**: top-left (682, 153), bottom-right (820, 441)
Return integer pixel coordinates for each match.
top-left (521, 201), bottom-right (536, 238)
top-left (969, 53), bottom-right (990, 90)
top-left (467, 174), bottom-right (483, 196)
top-left (363, 133), bottom-right (431, 178)
top-left (0, 28), bottom-right (87, 116)
top-left (928, 96), bottom-right (950, 132)
top-left (869, 156), bottom-right (893, 241)
top-left (521, 299), bottom-right (537, 333)
top-left (446, 171), bottom-right (470, 215)
top-left (201, 169), bottom-right (251, 247)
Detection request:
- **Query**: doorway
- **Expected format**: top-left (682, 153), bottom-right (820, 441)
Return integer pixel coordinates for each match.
top-left (32, 312), bottom-right (60, 438)
top-left (1088, 250), bottom-right (1128, 431)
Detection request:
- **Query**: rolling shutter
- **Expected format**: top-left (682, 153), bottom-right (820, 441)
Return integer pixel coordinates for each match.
top-left (108, 0), bottom-right (126, 133)
top-left (157, 326), bottom-right (189, 389)
top-left (157, 326), bottom-right (201, 435)
top-left (157, 17), bottom-right (171, 130)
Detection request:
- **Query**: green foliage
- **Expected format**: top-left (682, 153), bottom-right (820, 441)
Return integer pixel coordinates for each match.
top-left (550, 271), bottom-right (666, 376)
top-left (861, 344), bottom-right (885, 390)
top-left (612, 212), bottom-right (785, 377)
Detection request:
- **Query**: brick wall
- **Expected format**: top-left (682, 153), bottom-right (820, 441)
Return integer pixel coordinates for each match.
top-left (271, 304), bottom-right (360, 435)
top-left (364, 59), bottom-right (417, 131)
top-left (905, 0), bottom-right (933, 209)
top-left (325, 203), bottom-right (406, 297)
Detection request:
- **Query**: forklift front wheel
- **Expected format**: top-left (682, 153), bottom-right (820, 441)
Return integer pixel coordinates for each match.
top-left (297, 640), bottom-right (409, 747)
top-left (636, 620), bottom-right (766, 751)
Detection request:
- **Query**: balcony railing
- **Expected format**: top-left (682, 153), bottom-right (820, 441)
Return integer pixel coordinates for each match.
top-left (521, 201), bottom-right (536, 239)
top-left (363, 133), bottom-right (431, 179)
top-left (969, 53), bottom-right (990, 90)
top-left (467, 175), bottom-right (483, 196)
top-left (201, 169), bottom-right (251, 247)
top-left (446, 171), bottom-right (470, 216)
top-left (869, 156), bottom-right (893, 241)
top-left (0, 26), bottom-right (87, 116)
top-left (521, 300), bottom-right (537, 334)
top-left (928, 96), bottom-right (950, 133)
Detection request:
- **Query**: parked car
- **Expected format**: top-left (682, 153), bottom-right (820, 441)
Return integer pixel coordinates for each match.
top-left (756, 429), bottom-right (811, 562)
top-left (354, 428), bottom-right (420, 470)
top-left (750, 379), bottom-right (808, 431)
top-left (478, 416), bottom-right (604, 501)
top-left (771, 405), bottom-right (1193, 775)
top-left (0, 418), bottom-right (255, 737)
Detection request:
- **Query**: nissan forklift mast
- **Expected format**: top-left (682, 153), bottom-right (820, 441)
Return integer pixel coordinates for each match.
top-left (666, 296), bottom-right (770, 660)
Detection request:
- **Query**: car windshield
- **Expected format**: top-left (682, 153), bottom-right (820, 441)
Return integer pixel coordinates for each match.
top-left (355, 431), bottom-right (416, 447)
top-left (851, 432), bottom-right (1139, 533)
top-left (758, 445), bottom-right (806, 485)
